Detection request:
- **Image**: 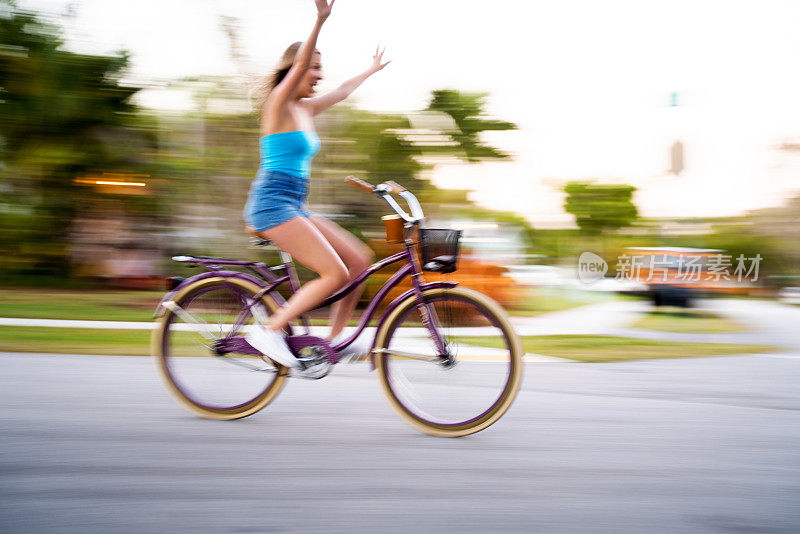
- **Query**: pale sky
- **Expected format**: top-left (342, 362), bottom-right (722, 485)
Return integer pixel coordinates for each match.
top-left (21, 0), bottom-right (800, 226)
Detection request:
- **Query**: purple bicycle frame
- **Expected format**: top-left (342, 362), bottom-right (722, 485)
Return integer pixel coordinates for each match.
top-left (157, 244), bottom-right (454, 359)
top-left (315, 247), bottom-right (451, 356)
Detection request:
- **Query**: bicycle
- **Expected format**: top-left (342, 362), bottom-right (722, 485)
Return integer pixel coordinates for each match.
top-left (151, 177), bottom-right (523, 437)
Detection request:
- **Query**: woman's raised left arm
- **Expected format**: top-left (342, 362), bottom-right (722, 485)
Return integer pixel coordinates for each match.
top-left (305, 47), bottom-right (390, 115)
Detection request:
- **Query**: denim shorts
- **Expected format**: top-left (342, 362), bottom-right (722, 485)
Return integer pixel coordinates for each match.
top-left (244, 169), bottom-right (313, 232)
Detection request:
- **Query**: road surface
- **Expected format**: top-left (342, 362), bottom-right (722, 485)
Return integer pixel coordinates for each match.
top-left (1, 351), bottom-right (798, 533)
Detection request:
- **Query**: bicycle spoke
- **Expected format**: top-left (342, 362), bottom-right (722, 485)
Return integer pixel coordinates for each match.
top-left (372, 348), bottom-right (440, 362)
top-left (248, 299), bottom-right (270, 325)
top-left (155, 279), bottom-right (287, 417)
top-left (162, 300), bottom-right (217, 340)
top-left (214, 354), bottom-right (277, 373)
top-left (390, 366), bottom-right (423, 404)
top-left (375, 286), bottom-right (522, 435)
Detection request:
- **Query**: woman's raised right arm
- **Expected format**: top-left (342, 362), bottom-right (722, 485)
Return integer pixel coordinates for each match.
top-left (268, 0), bottom-right (334, 108)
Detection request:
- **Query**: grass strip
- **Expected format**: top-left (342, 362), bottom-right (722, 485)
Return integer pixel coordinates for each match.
top-left (0, 287), bottom-right (622, 323)
top-left (0, 326), bottom-right (153, 355)
top-left (0, 326), bottom-right (241, 357)
top-left (2, 321), bottom-right (778, 363)
top-left (632, 308), bottom-right (746, 334)
top-left (509, 289), bottom-right (619, 317)
top-left (455, 334), bottom-right (777, 363)
top-left (0, 289), bottom-right (162, 321)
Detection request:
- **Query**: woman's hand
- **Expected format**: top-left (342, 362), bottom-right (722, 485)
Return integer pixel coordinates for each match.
top-left (315, 0), bottom-right (335, 20)
top-left (305, 46), bottom-right (392, 115)
top-left (369, 47), bottom-right (391, 74)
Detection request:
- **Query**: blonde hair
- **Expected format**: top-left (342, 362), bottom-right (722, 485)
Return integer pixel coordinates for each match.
top-left (252, 42), bottom-right (320, 114)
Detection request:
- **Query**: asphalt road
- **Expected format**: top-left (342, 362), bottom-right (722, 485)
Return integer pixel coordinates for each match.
top-left (1, 352), bottom-right (798, 533)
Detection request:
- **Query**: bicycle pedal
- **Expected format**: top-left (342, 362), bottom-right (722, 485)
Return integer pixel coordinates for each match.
top-left (295, 360), bottom-right (332, 380)
top-left (286, 335), bottom-right (338, 364)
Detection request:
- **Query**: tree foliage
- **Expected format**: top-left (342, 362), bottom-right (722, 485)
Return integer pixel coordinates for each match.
top-left (563, 182), bottom-right (638, 235)
top-left (0, 2), bottom-right (529, 283)
top-left (312, 92), bottom-right (519, 230)
top-left (426, 89), bottom-right (517, 162)
top-left (0, 1), bottom-right (155, 279)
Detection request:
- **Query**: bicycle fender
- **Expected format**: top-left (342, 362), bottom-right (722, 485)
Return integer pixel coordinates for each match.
top-left (369, 281), bottom-right (459, 370)
top-left (153, 271), bottom-right (277, 318)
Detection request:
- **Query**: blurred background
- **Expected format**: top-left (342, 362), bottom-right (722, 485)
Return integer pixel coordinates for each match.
top-left (2, 2), bottom-right (800, 532)
top-left (1, 0), bottom-right (799, 351)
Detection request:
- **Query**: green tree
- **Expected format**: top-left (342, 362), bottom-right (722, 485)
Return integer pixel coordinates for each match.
top-left (0, 1), bottom-right (154, 280)
top-left (563, 182), bottom-right (639, 235)
top-left (315, 90), bottom-right (519, 219)
top-left (426, 89), bottom-right (517, 162)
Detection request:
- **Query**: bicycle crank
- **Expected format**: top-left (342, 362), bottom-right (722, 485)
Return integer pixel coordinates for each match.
top-left (286, 335), bottom-right (338, 380)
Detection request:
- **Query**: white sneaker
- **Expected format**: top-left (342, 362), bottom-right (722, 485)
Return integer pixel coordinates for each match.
top-left (246, 327), bottom-right (302, 369)
top-left (332, 334), bottom-right (372, 362)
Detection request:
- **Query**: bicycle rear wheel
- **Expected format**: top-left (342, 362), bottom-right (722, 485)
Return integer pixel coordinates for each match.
top-left (152, 277), bottom-right (288, 420)
top-left (373, 286), bottom-right (523, 437)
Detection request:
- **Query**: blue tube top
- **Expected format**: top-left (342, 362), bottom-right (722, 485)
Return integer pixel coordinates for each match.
top-left (259, 130), bottom-right (320, 178)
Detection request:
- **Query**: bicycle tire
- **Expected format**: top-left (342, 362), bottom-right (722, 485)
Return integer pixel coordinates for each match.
top-left (152, 276), bottom-right (288, 420)
top-left (373, 286), bottom-right (523, 437)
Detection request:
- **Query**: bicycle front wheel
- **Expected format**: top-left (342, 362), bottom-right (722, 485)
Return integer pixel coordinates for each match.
top-left (373, 286), bottom-right (523, 437)
top-left (152, 276), bottom-right (288, 420)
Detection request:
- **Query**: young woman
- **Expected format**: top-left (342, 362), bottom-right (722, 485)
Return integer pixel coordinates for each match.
top-left (244, 0), bottom-right (390, 368)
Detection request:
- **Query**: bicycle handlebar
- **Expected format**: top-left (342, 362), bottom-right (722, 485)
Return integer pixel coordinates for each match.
top-left (384, 180), bottom-right (406, 195)
top-left (345, 175), bottom-right (424, 223)
top-left (344, 176), bottom-right (374, 193)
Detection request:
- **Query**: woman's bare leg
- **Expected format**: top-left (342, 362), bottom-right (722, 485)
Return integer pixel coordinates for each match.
top-left (258, 217), bottom-right (348, 332)
top-left (309, 215), bottom-right (374, 340)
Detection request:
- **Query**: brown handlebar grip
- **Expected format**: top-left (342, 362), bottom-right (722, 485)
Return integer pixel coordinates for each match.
top-left (384, 180), bottom-right (406, 194)
top-left (345, 175), bottom-right (375, 193)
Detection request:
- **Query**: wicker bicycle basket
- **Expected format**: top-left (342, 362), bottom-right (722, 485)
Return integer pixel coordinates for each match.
top-left (419, 228), bottom-right (462, 273)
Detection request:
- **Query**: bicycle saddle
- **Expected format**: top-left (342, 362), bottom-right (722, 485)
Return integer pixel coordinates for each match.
top-left (245, 226), bottom-right (272, 247)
